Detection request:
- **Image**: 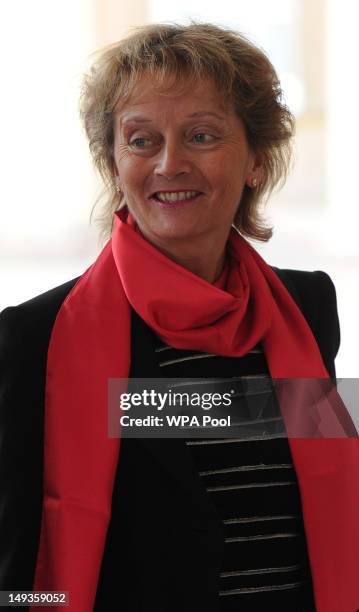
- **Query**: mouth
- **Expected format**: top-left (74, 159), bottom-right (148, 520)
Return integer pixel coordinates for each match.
top-left (149, 190), bottom-right (203, 207)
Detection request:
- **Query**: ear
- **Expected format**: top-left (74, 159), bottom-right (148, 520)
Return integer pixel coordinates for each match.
top-left (245, 152), bottom-right (264, 189)
top-left (112, 160), bottom-right (121, 189)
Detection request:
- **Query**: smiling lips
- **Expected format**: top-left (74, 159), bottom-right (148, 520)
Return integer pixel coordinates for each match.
top-left (152, 190), bottom-right (202, 202)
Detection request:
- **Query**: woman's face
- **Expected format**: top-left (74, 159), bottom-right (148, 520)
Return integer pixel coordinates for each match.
top-left (113, 74), bottom-right (259, 250)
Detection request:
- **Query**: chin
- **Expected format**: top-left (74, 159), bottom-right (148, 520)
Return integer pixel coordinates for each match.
top-left (140, 220), bottom-right (202, 243)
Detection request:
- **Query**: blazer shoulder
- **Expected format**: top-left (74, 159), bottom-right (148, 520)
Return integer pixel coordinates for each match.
top-left (272, 267), bottom-right (340, 379)
top-left (0, 277), bottom-right (81, 355)
top-left (277, 268), bottom-right (336, 296)
top-left (1, 275), bottom-right (81, 318)
top-left (272, 267), bottom-right (336, 305)
top-left (277, 268), bottom-right (338, 329)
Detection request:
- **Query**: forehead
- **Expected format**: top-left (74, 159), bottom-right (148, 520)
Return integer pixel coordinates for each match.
top-left (114, 73), bottom-right (231, 122)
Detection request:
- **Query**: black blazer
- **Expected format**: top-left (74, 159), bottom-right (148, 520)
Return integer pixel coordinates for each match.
top-left (0, 268), bottom-right (340, 611)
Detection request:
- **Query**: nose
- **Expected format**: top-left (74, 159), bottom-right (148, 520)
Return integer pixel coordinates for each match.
top-left (154, 139), bottom-right (192, 179)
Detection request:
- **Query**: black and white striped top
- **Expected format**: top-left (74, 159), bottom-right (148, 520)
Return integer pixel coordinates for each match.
top-left (154, 338), bottom-right (316, 612)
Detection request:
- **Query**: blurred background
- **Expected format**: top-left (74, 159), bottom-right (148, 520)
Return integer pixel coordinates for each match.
top-left (0, 0), bottom-right (358, 376)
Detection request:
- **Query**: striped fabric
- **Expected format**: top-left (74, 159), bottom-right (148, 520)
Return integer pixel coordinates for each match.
top-left (154, 339), bottom-right (316, 611)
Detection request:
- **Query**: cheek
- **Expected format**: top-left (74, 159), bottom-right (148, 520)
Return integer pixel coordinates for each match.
top-left (204, 149), bottom-right (249, 188)
top-left (207, 166), bottom-right (245, 196)
top-left (117, 160), bottom-right (147, 195)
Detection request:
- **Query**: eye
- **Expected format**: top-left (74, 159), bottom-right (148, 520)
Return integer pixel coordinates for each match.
top-left (129, 137), bottom-right (153, 148)
top-left (192, 133), bottom-right (215, 144)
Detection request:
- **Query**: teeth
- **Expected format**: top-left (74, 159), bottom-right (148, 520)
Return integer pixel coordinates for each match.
top-left (155, 191), bottom-right (199, 202)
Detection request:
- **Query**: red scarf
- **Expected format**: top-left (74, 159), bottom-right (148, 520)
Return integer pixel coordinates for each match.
top-left (31, 209), bottom-right (358, 612)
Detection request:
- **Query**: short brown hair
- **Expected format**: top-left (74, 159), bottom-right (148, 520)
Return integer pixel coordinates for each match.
top-left (79, 21), bottom-right (294, 242)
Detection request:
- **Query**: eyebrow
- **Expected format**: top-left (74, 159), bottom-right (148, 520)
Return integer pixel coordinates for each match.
top-left (188, 111), bottom-right (226, 120)
top-left (120, 111), bottom-right (227, 126)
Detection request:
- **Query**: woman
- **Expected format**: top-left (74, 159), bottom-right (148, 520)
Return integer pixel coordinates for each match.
top-left (0, 22), bottom-right (357, 612)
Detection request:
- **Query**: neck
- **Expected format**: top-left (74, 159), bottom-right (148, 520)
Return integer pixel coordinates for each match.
top-left (161, 246), bottom-right (227, 284)
top-left (137, 229), bottom-right (229, 284)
